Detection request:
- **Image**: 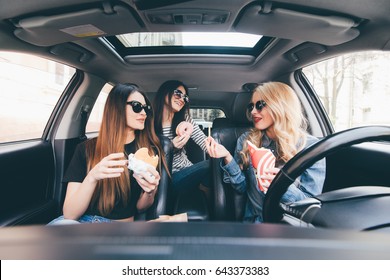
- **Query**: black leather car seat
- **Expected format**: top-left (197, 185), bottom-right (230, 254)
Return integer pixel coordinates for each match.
top-left (136, 135), bottom-right (173, 220)
top-left (209, 91), bottom-right (254, 221)
top-left (211, 113), bottom-right (252, 220)
top-left (211, 125), bottom-right (250, 221)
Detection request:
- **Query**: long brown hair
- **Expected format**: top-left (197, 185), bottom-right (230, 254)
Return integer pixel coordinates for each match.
top-left (85, 83), bottom-right (169, 216)
top-left (241, 82), bottom-right (308, 169)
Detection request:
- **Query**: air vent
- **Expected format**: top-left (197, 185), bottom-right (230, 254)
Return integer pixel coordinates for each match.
top-left (146, 10), bottom-right (229, 25)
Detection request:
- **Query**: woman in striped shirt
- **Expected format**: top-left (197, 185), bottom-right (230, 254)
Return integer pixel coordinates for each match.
top-left (154, 80), bottom-right (211, 193)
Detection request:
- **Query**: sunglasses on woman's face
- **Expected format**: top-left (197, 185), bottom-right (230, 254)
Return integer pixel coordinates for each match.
top-left (247, 100), bottom-right (266, 112)
top-left (127, 101), bottom-right (152, 115)
top-left (173, 89), bottom-right (189, 103)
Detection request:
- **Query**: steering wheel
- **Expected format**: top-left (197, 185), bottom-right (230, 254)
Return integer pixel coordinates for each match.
top-left (263, 126), bottom-right (390, 223)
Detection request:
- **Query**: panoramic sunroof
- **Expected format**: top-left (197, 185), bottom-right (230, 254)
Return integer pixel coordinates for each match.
top-left (105, 32), bottom-right (272, 57)
top-left (116, 32), bottom-right (261, 48)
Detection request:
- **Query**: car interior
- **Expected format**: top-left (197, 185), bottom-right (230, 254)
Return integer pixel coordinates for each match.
top-left (0, 0), bottom-right (390, 259)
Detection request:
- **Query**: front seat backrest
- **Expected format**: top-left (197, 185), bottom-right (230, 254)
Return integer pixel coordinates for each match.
top-left (137, 135), bottom-right (173, 220)
top-left (211, 126), bottom-right (250, 221)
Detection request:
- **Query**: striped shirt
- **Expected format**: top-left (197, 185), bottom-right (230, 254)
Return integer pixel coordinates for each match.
top-left (162, 115), bottom-right (207, 173)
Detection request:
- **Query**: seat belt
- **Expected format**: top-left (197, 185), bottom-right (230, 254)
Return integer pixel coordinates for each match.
top-left (79, 105), bottom-right (90, 141)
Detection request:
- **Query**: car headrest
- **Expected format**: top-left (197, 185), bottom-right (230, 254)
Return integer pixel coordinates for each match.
top-left (211, 127), bottom-right (250, 154)
top-left (212, 117), bottom-right (234, 129)
top-left (211, 91), bottom-right (252, 130)
top-left (231, 92), bottom-right (252, 126)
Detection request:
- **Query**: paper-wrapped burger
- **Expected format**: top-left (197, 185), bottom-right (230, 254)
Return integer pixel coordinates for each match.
top-left (127, 147), bottom-right (158, 175)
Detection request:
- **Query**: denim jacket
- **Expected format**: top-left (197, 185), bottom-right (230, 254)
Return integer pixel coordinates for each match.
top-left (220, 131), bottom-right (326, 223)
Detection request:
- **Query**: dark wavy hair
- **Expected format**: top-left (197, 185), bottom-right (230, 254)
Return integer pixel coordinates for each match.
top-left (153, 80), bottom-right (190, 136)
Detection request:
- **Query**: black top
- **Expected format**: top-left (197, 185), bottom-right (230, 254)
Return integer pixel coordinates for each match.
top-left (63, 139), bottom-right (142, 220)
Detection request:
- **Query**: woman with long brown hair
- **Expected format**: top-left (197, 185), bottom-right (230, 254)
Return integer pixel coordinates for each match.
top-left (49, 83), bottom-right (168, 224)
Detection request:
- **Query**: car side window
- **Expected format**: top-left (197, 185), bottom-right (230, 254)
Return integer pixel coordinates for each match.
top-left (85, 83), bottom-right (113, 133)
top-left (0, 52), bottom-right (75, 143)
top-left (302, 51), bottom-right (390, 132)
top-left (190, 108), bottom-right (226, 135)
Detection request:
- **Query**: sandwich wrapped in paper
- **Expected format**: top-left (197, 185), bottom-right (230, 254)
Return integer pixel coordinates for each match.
top-left (127, 147), bottom-right (158, 175)
top-left (247, 140), bottom-right (276, 193)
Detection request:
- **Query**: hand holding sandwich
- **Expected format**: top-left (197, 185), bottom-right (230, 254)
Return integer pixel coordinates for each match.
top-left (128, 147), bottom-right (160, 193)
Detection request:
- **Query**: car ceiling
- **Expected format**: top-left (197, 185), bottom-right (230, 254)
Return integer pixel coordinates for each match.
top-left (1, 0), bottom-right (390, 96)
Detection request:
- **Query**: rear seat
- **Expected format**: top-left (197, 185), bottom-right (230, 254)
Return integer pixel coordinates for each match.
top-left (186, 124), bottom-right (207, 164)
top-left (173, 123), bottom-right (210, 221)
top-left (175, 90), bottom-right (253, 221)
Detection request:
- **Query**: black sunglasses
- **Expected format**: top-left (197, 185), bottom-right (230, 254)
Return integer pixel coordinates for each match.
top-left (173, 89), bottom-right (189, 103)
top-left (126, 101), bottom-right (152, 115)
top-left (247, 100), bottom-right (266, 112)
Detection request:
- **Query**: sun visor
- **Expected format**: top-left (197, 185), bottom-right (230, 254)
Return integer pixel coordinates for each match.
top-left (234, 5), bottom-right (360, 46)
top-left (13, 4), bottom-right (143, 46)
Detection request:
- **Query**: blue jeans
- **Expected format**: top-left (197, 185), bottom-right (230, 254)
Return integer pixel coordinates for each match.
top-left (171, 160), bottom-right (211, 192)
top-left (47, 215), bottom-right (112, 225)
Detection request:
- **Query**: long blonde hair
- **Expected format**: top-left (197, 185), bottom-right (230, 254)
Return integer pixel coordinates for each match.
top-left (85, 83), bottom-right (168, 216)
top-left (241, 82), bottom-right (308, 169)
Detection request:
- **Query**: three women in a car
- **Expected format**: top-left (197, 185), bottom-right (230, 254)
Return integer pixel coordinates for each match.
top-left (49, 83), bottom-right (168, 224)
top-left (153, 80), bottom-right (211, 193)
top-left (205, 82), bottom-right (326, 223)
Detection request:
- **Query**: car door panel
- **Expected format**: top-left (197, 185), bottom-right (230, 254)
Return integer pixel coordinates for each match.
top-left (0, 140), bottom-right (56, 226)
